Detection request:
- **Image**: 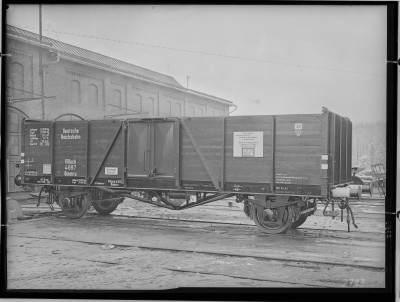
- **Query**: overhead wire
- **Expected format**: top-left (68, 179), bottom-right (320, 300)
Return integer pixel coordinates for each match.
top-left (12, 25), bottom-right (384, 77)
top-left (7, 86), bottom-right (44, 96)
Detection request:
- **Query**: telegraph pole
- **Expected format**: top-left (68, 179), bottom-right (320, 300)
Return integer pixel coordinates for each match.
top-left (39, 5), bottom-right (44, 119)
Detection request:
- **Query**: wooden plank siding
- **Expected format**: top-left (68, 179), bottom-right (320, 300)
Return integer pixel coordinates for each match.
top-left (88, 120), bottom-right (125, 187)
top-left (180, 117), bottom-right (224, 183)
top-left (347, 121), bottom-right (353, 181)
top-left (274, 115), bottom-right (323, 195)
top-left (334, 114), bottom-right (342, 184)
top-left (21, 120), bottom-right (53, 185)
top-left (21, 110), bottom-right (353, 198)
top-left (53, 121), bottom-right (89, 185)
top-left (340, 118), bottom-right (348, 182)
top-left (224, 116), bottom-right (273, 185)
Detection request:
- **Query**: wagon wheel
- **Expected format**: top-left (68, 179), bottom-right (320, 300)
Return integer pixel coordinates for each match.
top-left (92, 199), bottom-right (120, 215)
top-left (291, 214), bottom-right (308, 229)
top-left (291, 197), bottom-right (308, 229)
top-left (59, 193), bottom-right (90, 219)
top-left (250, 203), bottom-right (294, 234)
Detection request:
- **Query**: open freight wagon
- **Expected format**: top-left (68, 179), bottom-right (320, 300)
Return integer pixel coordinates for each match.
top-left (16, 108), bottom-right (366, 233)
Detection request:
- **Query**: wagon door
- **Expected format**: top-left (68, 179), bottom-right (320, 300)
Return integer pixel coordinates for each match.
top-left (127, 122), bottom-right (150, 177)
top-left (152, 121), bottom-right (176, 178)
top-left (126, 119), bottom-right (179, 189)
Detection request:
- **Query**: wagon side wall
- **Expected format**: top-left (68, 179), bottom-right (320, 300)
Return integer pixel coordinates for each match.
top-left (224, 116), bottom-right (274, 193)
top-left (88, 120), bottom-right (125, 187)
top-left (328, 112), bottom-right (353, 185)
top-left (179, 114), bottom-right (326, 196)
top-left (21, 120), bottom-right (53, 185)
top-left (21, 119), bottom-right (125, 187)
top-left (21, 111), bottom-right (352, 198)
top-left (274, 114), bottom-right (324, 196)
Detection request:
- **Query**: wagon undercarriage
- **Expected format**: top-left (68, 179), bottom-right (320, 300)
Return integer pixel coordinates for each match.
top-left (36, 185), bottom-right (358, 234)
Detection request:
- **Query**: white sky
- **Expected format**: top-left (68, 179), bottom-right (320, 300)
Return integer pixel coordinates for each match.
top-left (6, 4), bottom-right (387, 123)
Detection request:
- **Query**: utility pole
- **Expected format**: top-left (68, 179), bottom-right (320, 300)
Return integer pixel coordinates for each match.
top-left (39, 5), bottom-right (45, 119)
top-left (186, 75), bottom-right (190, 89)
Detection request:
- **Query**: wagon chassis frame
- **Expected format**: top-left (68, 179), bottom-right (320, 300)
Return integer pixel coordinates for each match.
top-left (122, 191), bottom-right (235, 211)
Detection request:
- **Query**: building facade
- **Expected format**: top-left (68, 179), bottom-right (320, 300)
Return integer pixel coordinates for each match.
top-left (5, 25), bottom-right (234, 192)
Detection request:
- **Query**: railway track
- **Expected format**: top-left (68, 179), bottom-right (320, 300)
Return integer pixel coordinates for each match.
top-left (18, 207), bottom-right (384, 244)
top-left (7, 200), bottom-right (385, 289)
top-left (14, 207), bottom-right (385, 267)
top-left (9, 228), bottom-right (384, 272)
top-left (18, 198), bottom-right (385, 242)
top-left (15, 209), bottom-right (386, 244)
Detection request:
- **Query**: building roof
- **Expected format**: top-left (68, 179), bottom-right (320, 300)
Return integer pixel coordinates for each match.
top-left (7, 25), bottom-right (185, 89)
top-left (7, 25), bottom-right (233, 106)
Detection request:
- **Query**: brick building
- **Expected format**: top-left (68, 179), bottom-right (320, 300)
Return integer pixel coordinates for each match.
top-left (5, 25), bottom-right (234, 192)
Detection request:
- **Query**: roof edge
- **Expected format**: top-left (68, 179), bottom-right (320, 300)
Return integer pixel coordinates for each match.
top-left (6, 25), bottom-right (234, 107)
top-left (58, 53), bottom-right (234, 106)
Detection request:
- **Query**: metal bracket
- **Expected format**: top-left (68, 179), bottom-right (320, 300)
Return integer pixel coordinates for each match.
top-left (299, 207), bottom-right (316, 215)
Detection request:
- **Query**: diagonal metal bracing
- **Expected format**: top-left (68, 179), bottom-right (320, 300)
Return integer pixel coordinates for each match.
top-left (180, 119), bottom-right (221, 191)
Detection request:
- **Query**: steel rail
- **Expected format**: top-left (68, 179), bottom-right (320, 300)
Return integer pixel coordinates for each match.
top-left (9, 233), bottom-right (385, 272)
top-left (19, 204), bottom-right (385, 238)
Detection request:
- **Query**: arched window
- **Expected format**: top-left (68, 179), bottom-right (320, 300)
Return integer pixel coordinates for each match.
top-left (196, 107), bottom-right (204, 117)
top-left (10, 62), bottom-right (24, 98)
top-left (174, 103), bottom-right (182, 117)
top-left (143, 97), bottom-right (154, 117)
top-left (71, 80), bottom-right (81, 104)
top-left (163, 101), bottom-right (171, 117)
top-left (114, 89), bottom-right (122, 108)
top-left (189, 106), bottom-right (195, 117)
top-left (134, 94), bottom-right (142, 113)
top-left (88, 84), bottom-right (98, 107)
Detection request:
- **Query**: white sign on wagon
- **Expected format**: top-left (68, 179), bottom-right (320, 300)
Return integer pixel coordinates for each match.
top-left (105, 167), bottom-right (118, 175)
top-left (233, 131), bottom-right (263, 157)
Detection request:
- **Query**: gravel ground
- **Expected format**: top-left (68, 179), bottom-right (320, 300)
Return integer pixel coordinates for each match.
top-left (5, 194), bottom-right (385, 290)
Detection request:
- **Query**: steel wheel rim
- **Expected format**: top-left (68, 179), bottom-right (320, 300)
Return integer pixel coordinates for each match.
top-left (254, 206), bottom-right (290, 230)
top-left (61, 195), bottom-right (86, 215)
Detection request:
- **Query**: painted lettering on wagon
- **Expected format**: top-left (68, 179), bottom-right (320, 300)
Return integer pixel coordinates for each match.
top-left (29, 128), bottom-right (50, 146)
top-left (39, 128), bottom-right (50, 146)
top-left (275, 173), bottom-right (310, 184)
top-left (29, 128), bottom-right (38, 146)
top-left (64, 158), bottom-right (77, 176)
top-left (60, 128), bottom-right (81, 140)
top-left (294, 123), bottom-right (303, 136)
